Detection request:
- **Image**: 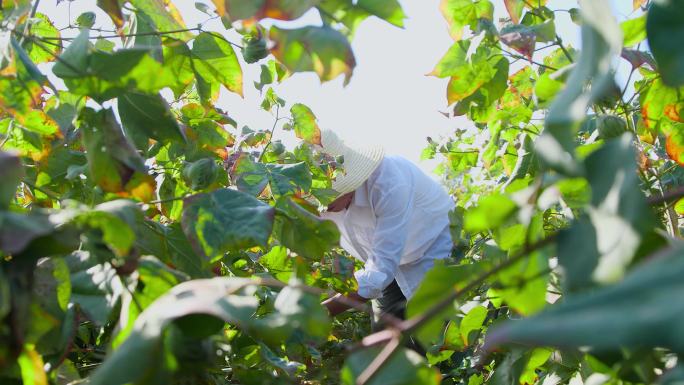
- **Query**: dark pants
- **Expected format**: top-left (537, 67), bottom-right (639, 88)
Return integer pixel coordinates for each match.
top-left (371, 280), bottom-right (425, 355)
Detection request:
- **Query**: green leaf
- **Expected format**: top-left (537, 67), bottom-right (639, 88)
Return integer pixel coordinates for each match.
top-left (341, 347), bottom-right (441, 385)
top-left (55, 42), bottom-right (177, 101)
top-left (647, 0), bottom-right (684, 86)
top-left (181, 158), bottom-right (219, 191)
top-left (52, 28), bottom-right (90, 78)
top-left (407, 261), bottom-right (492, 345)
top-left (181, 188), bottom-right (275, 259)
top-left (439, 0), bottom-right (494, 40)
top-left (0, 151), bottom-right (23, 209)
top-left (0, 210), bottom-right (77, 256)
top-left (65, 250), bottom-right (128, 325)
top-left (118, 92), bottom-right (185, 150)
top-left (273, 198), bottom-right (339, 259)
top-left (357, 0), bottom-right (406, 27)
top-left (74, 201), bottom-right (139, 257)
top-left (535, 0), bottom-right (623, 176)
top-left (460, 305), bottom-right (487, 346)
top-left (270, 26), bottom-right (356, 85)
top-left (79, 108), bottom-right (148, 194)
top-left (129, 0), bottom-right (192, 40)
top-left (493, 250), bottom-right (549, 315)
top-left (291, 103), bottom-right (322, 145)
top-left (89, 277), bottom-right (260, 385)
top-left (233, 155), bottom-right (312, 197)
top-left (271, 284), bottom-right (331, 339)
top-left (558, 134), bottom-right (654, 290)
top-left (259, 246), bottom-right (293, 282)
top-left (76, 12), bottom-right (96, 28)
top-left (192, 32), bottom-right (243, 99)
top-left (621, 14), bottom-right (646, 47)
top-left (486, 245), bottom-right (684, 353)
top-left (23, 13), bottom-right (61, 64)
top-left (464, 194), bottom-right (518, 233)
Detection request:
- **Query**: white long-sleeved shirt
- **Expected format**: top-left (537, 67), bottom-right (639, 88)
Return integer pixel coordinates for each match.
top-left (321, 156), bottom-right (455, 299)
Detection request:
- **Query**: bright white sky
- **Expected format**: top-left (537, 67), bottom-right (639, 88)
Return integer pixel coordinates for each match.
top-left (40, 0), bottom-right (637, 176)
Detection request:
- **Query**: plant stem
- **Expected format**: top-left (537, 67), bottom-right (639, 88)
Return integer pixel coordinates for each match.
top-left (258, 104), bottom-right (281, 163)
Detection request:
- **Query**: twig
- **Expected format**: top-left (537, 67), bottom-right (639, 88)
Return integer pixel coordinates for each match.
top-left (555, 36), bottom-right (574, 63)
top-left (399, 235), bottom-right (557, 334)
top-left (357, 335), bottom-right (401, 385)
top-left (40, 27), bottom-right (201, 41)
top-left (493, 46), bottom-right (557, 71)
top-left (18, 0), bottom-right (41, 45)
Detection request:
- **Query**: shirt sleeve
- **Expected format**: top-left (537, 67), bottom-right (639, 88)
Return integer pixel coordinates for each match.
top-left (355, 180), bottom-right (414, 299)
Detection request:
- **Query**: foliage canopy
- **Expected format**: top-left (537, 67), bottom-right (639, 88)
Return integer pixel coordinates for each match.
top-left (1, 0), bottom-right (684, 384)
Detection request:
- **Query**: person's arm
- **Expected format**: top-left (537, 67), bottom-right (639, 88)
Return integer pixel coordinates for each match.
top-left (354, 181), bottom-right (414, 300)
top-left (322, 291), bottom-right (369, 317)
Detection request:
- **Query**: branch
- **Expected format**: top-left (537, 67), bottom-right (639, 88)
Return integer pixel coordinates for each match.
top-left (357, 335), bottom-right (401, 385)
top-left (493, 46), bottom-right (558, 71)
top-left (352, 235), bottom-right (556, 383)
top-left (39, 27), bottom-right (201, 41)
top-left (647, 186), bottom-right (684, 206)
top-left (398, 235), bottom-right (557, 334)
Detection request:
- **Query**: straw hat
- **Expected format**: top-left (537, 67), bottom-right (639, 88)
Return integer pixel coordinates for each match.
top-left (319, 129), bottom-right (385, 196)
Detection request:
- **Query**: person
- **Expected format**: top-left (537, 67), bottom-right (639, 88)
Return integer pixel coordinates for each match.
top-left (316, 129), bottom-right (455, 336)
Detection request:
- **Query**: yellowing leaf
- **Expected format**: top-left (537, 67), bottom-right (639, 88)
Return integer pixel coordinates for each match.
top-left (97, 0), bottom-right (124, 30)
top-left (291, 103), bottom-right (321, 145)
top-left (440, 0), bottom-right (494, 40)
top-left (129, 0), bottom-right (192, 40)
top-left (270, 26), bottom-right (356, 85)
top-left (18, 345), bottom-right (48, 385)
top-left (664, 123), bottom-right (684, 165)
top-left (504, 0), bottom-right (524, 24)
top-left (212, 0), bottom-right (319, 22)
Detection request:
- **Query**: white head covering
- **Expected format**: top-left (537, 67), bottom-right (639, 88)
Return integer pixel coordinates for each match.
top-left (319, 129), bottom-right (385, 196)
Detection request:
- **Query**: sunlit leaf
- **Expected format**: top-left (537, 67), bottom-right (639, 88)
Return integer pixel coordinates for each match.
top-left (291, 103), bottom-right (322, 145)
top-left (270, 26), bottom-right (356, 85)
top-left (192, 32), bottom-right (243, 99)
top-left (621, 14), bottom-right (646, 47)
top-left (356, 0), bottom-right (406, 27)
top-left (22, 14), bottom-right (61, 64)
top-left (504, 0), bottom-right (524, 24)
top-left (129, 0), bottom-right (192, 40)
top-left (439, 0), bottom-right (494, 41)
top-left (663, 123), bottom-right (684, 165)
